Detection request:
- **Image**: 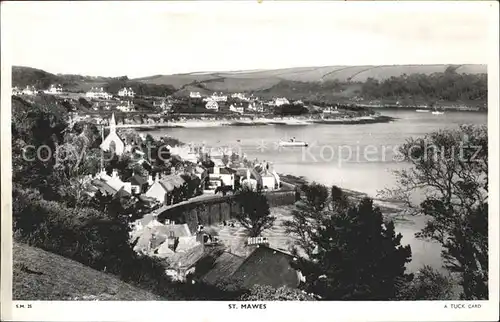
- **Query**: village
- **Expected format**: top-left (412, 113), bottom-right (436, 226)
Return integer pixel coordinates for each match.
top-left (89, 111), bottom-right (305, 290)
top-left (12, 83), bottom-right (303, 114)
top-left (11, 83), bottom-right (309, 292)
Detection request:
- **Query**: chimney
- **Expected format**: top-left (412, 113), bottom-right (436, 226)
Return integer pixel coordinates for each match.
top-left (148, 175), bottom-right (153, 186)
top-left (155, 173), bottom-right (160, 183)
top-left (171, 167), bottom-right (176, 175)
top-left (112, 169), bottom-right (118, 178)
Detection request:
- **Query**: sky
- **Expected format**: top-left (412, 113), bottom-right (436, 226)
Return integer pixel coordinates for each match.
top-left (1, 1), bottom-right (496, 78)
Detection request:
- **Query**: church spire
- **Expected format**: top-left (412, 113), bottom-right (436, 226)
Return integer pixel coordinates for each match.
top-left (109, 113), bottom-right (116, 133)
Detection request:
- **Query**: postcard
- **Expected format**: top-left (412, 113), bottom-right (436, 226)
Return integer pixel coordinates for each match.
top-left (1, 1), bottom-right (498, 321)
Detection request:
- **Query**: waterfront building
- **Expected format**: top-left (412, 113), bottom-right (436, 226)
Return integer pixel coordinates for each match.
top-left (205, 100), bottom-right (219, 111)
top-left (229, 103), bottom-right (244, 114)
top-left (100, 113), bottom-right (125, 155)
top-left (274, 97), bottom-right (290, 106)
top-left (190, 92), bottom-right (202, 98)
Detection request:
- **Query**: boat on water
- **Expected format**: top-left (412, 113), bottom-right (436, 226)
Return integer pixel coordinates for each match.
top-left (415, 109), bottom-right (430, 113)
top-left (432, 111), bottom-right (445, 115)
top-left (278, 137), bottom-right (308, 147)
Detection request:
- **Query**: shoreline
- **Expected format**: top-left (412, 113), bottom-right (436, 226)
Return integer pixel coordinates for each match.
top-left (132, 115), bottom-right (396, 130)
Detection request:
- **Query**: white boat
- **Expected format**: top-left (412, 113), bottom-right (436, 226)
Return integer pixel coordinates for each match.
top-left (432, 111), bottom-right (445, 115)
top-left (278, 138), bottom-right (308, 147)
top-left (415, 109), bottom-right (430, 113)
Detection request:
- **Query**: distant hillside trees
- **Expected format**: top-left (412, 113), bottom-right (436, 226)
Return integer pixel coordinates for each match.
top-left (105, 79), bottom-right (176, 97)
top-left (360, 70), bottom-right (487, 103)
top-left (273, 104), bottom-right (309, 116)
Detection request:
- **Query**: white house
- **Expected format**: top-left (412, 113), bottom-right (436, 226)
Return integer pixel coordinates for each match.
top-left (323, 106), bottom-right (339, 114)
top-left (210, 92), bottom-right (227, 102)
top-left (44, 84), bottom-right (63, 95)
top-left (205, 100), bottom-right (219, 111)
top-left (118, 87), bottom-right (135, 97)
top-left (189, 92), bottom-right (201, 98)
top-left (86, 87), bottom-right (113, 99)
top-left (105, 169), bottom-right (132, 194)
top-left (116, 101), bottom-right (134, 112)
top-left (274, 97), bottom-right (290, 106)
top-left (231, 93), bottom-right (248, 101)
top-left (99, 113), bottom-right (125, 155)
top-left (208, 166), bottom-right (236, 188)
top-left (229, 104), bottom-right (244, 114)
top-left (168, 145), bottom-right (199, 164)
top-left (247, 101), bottom-right (264, 113)
top-left (12, 87), bottom-right (22, 96)
top-left (22, 85), bottom-right (37, 96)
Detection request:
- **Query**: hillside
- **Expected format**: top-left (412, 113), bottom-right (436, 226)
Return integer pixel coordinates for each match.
top-left (12, 64), bottom-right (487, 106)
top-left (133, 64), bottom-right (487, 90)
top-left (13, 242), bottom-right (162, 300)
top-left (12, 66), bottom-right (114, 92)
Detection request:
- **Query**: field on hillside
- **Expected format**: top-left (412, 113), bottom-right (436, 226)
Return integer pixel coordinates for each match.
top-left (133, 64), bottom-right (487, 90)
top-left (13, 242), bottom-right (162, 301)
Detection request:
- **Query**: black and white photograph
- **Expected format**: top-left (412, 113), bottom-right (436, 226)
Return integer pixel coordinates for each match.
top-left (1, 1), bottom-right (498, 321)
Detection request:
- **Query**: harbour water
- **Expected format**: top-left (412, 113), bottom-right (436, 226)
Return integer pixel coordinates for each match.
top-left (145, 110), bottom-right (487, 272)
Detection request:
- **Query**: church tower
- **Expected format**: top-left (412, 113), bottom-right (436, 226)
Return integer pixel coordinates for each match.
top-left (100, 113), bottom-right (125, 156)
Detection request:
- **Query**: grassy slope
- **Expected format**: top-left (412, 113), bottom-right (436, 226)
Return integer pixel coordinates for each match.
top-left (133, 64), bottom-right (487, 90)
top-left (13, 242), bottom-right (162, 300)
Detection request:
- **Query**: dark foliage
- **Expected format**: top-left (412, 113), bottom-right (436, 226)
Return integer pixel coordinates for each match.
top-left (286, 184), bottom-right (412, 300)
top-left (234, 188), bottom-right (276, 237)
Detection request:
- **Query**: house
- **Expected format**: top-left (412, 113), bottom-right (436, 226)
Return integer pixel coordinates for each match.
top-left (105, 169), bottom-right (132, 194)
top-left (130, 174), bottom-right (149, 194)
top-left (12, 87), bottom-right (22, 96)
top-left (229, 245), bottom-right (303, 289)
top-left (210, 92), bottom-right (228, 102)
top-left (247, 101), bottom-right (264, 113)
top-left (205, 100), bottom-right (219, 111)
top-left (231, 93), bottom-right (249, 101)
top-left (189, 92), bottom-right (202, 98)
top-left (116, 101), bottom-right (134, 112)
top-left (323, 106), bottom-right (339, 114)
top-left (208, 166), bottom-right (237, 188)
top-left (274, 97), bottom-right (290, 106)
top-left (144, 173), bottom-right (186, 205)
top-left (44, 84), bottom-right (63, 95)
top-left (229, 104), bottom-right (244, 114)
top-left (199, 252), bottom-right (246, 286)
top-left (22, 85), bottom-right (37, 96)
top-left (86, 87), bottom-right (112, 99)
top-left (254, 162), bottom-right (280, 190)
top-left (196, 245), bottom-right (304, 290)
top-left (167, 145), bottom-right (199, 164)
top-left (88, 178), bottom-right (117, 196)
top-left (118, 87), bottom-right (135, 97)
top-left (100, 113), bottom-right (125, 155)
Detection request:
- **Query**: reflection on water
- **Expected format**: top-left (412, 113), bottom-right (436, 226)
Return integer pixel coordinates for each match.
top-left (146, 110), bottom-right (487, 272)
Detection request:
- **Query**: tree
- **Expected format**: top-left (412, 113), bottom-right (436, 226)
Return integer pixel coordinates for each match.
top-left (397, 265), bottom-right (456, 300)
top-left (287, 184), bottom-right (412, 300)
top-left (239, 285), bottom-right (315, 301)
top-left (234, 188), bottom-right (276, 237)
top-left (383, 124), bottom-right (488, 299)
